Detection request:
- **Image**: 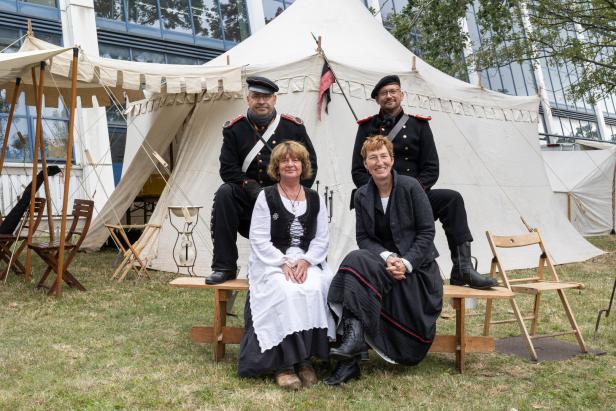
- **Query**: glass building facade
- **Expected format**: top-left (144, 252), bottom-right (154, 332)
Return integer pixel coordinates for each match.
top-left (1, 0), bottom-right (614, 178)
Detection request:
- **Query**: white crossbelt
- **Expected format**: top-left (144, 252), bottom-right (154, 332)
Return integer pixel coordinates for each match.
top-left (241, 113), bottom-right (282, 173)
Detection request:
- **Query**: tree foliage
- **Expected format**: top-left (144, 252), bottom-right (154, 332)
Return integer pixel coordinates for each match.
top-left (389, 0), bottom-right (616, 104)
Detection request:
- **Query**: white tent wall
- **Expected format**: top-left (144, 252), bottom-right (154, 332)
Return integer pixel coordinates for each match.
top-left (543, 149), bottom-right (616, 236)
top-left (85, 0), bottom-right (603, 275)
top-left (82, 103), bottom-right (194, 248)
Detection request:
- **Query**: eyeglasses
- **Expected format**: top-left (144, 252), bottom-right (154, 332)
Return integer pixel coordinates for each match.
top-left (378, 88), bottom-right (402, 98)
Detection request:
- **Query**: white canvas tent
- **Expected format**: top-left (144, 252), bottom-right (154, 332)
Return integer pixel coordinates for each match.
top-left (82, 0), bottom-right (602, 276)
top-left (543, 148), bottom-right (616, 235)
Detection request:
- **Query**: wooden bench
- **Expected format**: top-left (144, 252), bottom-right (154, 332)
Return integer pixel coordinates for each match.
top-left (169, 277), bottom-right (514, 373)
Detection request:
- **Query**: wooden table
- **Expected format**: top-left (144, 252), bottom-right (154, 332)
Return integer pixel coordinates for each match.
top-left (170, 278), bottom-right (514, 373)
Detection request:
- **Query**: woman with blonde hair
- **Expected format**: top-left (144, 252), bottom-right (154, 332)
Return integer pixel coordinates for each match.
top-left (238, 140), bottom-right (335, 390)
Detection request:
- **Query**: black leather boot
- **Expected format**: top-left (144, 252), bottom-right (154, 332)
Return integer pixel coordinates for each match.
top-left (323, 358), bottom-right (360, 386)
top-left (330, 312), bottom-right (365, 360)
top-left (450, 241), bottom-right (497, 290)
top-left (205, 270), bottom-right (237, 285)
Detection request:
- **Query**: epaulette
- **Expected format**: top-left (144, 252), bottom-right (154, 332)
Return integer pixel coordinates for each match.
top-left (281, 113), bottom-right (303, 125)
top-left (223, 115), bottom-right (245, 128)
top-left (357, 115), bottom-right (375, 125)
top-left (410, 113), bottom-right (432, 121)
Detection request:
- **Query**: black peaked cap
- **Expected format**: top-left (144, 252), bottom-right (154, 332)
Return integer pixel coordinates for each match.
top-left (246, 76), bottom-right (279, 95)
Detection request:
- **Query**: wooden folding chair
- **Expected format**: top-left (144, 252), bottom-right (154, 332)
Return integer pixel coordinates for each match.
top-left (30, 199), bottom-right (94, 294)
top-left (483, 229), bottom-right (588, 361)
top-left (0, 197), bottom-right (47, 281)
top-left (105, 223), bottom-right (161, 282)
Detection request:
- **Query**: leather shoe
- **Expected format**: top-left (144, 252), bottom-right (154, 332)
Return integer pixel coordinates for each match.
top-left (295, 363), bottom-right (317, 388)
top-left (275, 369), bottom-right (302, 390)
top-left (205, 270), bottom-right (236, 285)
top-left (323, 359), bottom-right (360, 386)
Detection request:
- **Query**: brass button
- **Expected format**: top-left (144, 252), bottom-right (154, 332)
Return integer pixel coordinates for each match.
top-left (406, 168), bottom-right (410, 172)
top-left (258, 159), bottom-right (263, 163)
top-left (405, 146), bottom-right (409, 150)
top-left (403, 135), bottom-right (407, 139)
top-left (272, 140), bottom-right (276, 144)
top-left (402, 125), bottom-right (406, 128)
top-left (405, 157), bottom-right (409, 161)
top-left (259, 180), bottom-right (263, 184)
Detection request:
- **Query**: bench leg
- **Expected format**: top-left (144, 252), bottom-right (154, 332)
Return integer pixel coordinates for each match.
top-left (213, 289), bottom-right (228, 361)
top-left (454, 297), bottom-right (466, 373)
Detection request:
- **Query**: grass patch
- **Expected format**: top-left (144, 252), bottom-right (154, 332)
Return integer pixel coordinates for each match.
top-left (1, 236), bottom-right (615, 409)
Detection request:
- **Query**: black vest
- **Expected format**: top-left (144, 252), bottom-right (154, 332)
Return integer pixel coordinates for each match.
top-left (264, 185), bottom-right (320, 254)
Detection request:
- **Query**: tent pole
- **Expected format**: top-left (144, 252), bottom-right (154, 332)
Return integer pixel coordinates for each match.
top-left (31, 67), bottom-right (55, 242)
top-left (610, 164), bottom-right (616, 234)
top-left (567, 192), bottom-right (572, 222)
top-left (52, 47), bottom-right (79, 298)
top-left (25, 62), bottom-right (46, 284)
top-left (0, 78), bottom-right (22, 177)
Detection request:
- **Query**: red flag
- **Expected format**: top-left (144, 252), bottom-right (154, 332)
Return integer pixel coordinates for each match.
top-left (317, 62), bottom-right (335, 120)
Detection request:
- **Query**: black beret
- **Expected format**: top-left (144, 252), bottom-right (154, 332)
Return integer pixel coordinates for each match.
top-left (371, 75), bottom-right (401, 99)
top-left (246, 76), bottom-right (279, 95)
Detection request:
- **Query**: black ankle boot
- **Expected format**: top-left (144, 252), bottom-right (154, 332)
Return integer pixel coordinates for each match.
top-left (450, 241), bottom-right (497, 290)
top-left (330, 312), bottom-right (365, 360)
top-left (323, 359), bottom-right (360, 386)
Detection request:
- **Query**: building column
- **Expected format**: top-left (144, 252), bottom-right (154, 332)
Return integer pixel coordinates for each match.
top-left (58, 0), bottom-right (114, 217)
top-left (247, 0), bottom-right (266, 34)
top-left (520, 1), bottom-right (556, 141)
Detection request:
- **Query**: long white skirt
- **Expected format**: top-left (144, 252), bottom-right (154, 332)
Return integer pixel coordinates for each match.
top-left (247, 246), bottom-right (336, 352)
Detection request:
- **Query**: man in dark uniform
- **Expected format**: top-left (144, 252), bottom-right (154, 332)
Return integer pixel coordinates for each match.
top-left (351, 75), bottom-right (496, 289)
top-left (207, 76), bottom-right (318, 285)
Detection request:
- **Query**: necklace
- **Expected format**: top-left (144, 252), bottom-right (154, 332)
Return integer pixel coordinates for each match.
top-left (279, 183), bottom-right (303, 214)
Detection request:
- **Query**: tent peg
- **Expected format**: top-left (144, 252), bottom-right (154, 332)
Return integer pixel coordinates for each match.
top-left (411, 56), bottom-right (416, 72)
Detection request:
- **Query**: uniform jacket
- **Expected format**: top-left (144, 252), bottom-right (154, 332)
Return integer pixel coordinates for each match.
top-left (351, 111), bottom-right (439, 191)
top-left (354, 170), bottom-right (439, 269)
top-left (219, 114), bottom-right (318, 188)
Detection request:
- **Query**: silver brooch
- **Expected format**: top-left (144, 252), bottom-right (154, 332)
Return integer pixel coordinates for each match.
top-left (272, 212), bottom-right (279, 220)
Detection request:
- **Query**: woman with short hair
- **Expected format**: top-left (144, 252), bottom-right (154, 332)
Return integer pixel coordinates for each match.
top-left (325, 135), bottom-right (443, 385)
top-left (238, 140), bottom-right (335, 390)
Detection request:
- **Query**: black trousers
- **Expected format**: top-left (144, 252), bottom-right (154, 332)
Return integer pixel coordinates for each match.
top-left (427, 188), bottom-right (473, 245)
top-left (210, 183), bottom-right (254, 272)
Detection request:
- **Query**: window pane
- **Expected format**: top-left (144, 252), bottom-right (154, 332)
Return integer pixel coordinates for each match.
top-left (132, 48), bottom-right (165, 63)
top-left (21, 0), bottom-right (57, 7)
top-left (219, 0), bottom-right (250, 43)
top-left (42, 96), bottom-right (68, 119)
top-left (0, 117), bottom-right (31, 162)
top-left (498, 66), bottom-right (515, 96)
top-left (99, 43), bottom-right (131, 60)
top-left (0, 28), bottom-right (21, 53)
top-left (262, 0), bottom-right (285, 24)
top-left (166, 54), bottom-right (198, 64)
top-left (1, 91), bottom-right (27, 116)
top-left (192, 0), bottom-right (223, 39)
top-left (127, 0), bottom-right (161, 27)
top-left (379, 0), bottom-right (395, 27)
top-left (37, 32), bottom-right (63, 46)
top-left (94, 0), bottom-right (125, 20)
top-left (41, 119), bottom-right (69, 159)
top-left (160, 0), bottom-right (193, 34)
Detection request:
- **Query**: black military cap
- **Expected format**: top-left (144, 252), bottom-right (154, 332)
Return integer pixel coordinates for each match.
top-left (371, 75), bottom-right (401, 99)
top-left (246, 76), bottom-right (279, 95)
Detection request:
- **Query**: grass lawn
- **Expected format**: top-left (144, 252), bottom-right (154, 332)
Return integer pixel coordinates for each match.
top-left (1, 236), bottom-right (615, 410)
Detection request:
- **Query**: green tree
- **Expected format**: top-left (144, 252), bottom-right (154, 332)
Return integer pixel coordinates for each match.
top-left (389, 0), bottom-right (615, 103)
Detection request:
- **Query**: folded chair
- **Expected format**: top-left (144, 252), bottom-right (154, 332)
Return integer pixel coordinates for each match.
top-left (30, 199), bottom-right (94, 293)
top-left (0, 197), bottom-right (47, 281)
top-left (483, 229), bottom-right (588, 361)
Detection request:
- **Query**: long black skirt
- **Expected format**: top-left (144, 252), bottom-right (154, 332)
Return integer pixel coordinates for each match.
top-left (237, 294), bottom-right (330, 377)
top-left (328, 249), bottom-right (443, 365)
